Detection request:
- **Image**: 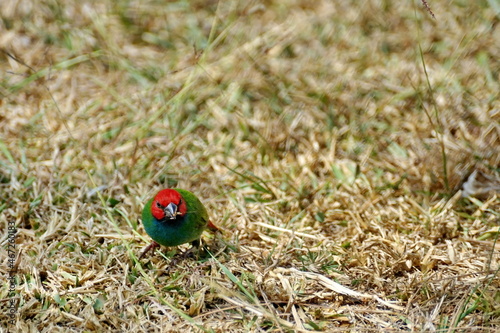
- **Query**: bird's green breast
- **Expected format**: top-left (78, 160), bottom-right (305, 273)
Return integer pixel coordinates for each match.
top-left (142, 189), bottom-right (209, 247)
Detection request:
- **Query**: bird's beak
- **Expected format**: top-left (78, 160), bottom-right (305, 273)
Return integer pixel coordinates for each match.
top-left (164, 202), bottom-right (178, 219)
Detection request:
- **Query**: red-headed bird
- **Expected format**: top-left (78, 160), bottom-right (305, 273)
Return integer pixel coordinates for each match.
top-left (140, 188), bottom-right (219, 258)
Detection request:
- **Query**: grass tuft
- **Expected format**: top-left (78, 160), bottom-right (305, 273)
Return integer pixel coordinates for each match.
top-left (1, 0), bottom-right (499, 331)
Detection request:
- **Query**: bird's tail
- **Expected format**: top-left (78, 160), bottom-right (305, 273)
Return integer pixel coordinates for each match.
top-left (207, 220), bottom-right (220, 231)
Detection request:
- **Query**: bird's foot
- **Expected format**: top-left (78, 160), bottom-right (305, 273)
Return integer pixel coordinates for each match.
top-left (179, 243), bottom-right (199, 260)
top-left (139, 241), bottom-right (160, 259)
top-left (167, 251), bottom-right (191, 271)
top-left (171, 240), bottom-right (202, 264)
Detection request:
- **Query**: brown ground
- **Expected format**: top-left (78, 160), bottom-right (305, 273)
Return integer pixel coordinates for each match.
top-left (1, 1), bottom-right (499, 332)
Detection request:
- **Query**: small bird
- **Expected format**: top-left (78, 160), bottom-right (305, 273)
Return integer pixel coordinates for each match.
top-left (139, 188), bottom-right (219, 258)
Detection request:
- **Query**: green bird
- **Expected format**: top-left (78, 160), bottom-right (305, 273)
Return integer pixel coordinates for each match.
top-left (140, 188), bottom-right (219, 258)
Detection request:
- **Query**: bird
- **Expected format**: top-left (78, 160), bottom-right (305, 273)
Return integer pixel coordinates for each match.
top-left (139, 188), bottom-right (219, 259)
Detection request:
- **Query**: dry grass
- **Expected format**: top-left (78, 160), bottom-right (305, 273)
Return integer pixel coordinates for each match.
top-left (1, 0), bottom-right (499, 332)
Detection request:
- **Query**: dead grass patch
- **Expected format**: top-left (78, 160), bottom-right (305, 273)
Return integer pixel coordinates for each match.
top-left (1, 0), bottom-right (499, 331)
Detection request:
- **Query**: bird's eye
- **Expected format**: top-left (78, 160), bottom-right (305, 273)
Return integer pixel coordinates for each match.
top-left (156, 202), bottom-right (162, 208)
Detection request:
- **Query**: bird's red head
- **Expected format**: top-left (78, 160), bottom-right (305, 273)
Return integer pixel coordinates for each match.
top-left (151, 189), bottom-right (188, 221)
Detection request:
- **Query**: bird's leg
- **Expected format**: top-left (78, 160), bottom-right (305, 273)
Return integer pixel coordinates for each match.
top-left (174, 239), bottom-right (201, 260)
top-left (139, 241), bottom-right (160, 259)
top-left (166, 240), bottom-right (200, 270)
